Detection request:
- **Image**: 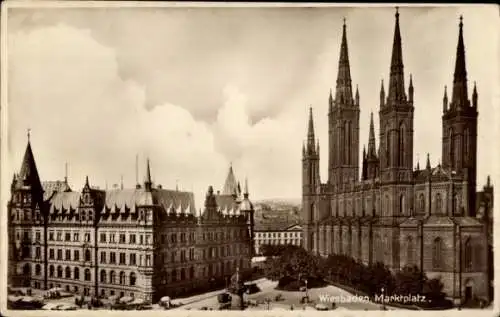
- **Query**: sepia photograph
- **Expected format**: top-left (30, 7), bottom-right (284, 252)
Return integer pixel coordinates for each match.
top-left (1, 1), bottom-right (498, 314)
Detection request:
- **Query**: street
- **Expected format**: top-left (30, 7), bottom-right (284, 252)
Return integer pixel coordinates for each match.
top-left (173, 278), bottom-right (388, 311)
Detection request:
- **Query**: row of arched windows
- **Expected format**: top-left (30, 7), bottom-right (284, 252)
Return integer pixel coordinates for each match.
top-left (44, 265), bottom-right (89, 281)
top-left (100, 270), bottom-right (136, 286)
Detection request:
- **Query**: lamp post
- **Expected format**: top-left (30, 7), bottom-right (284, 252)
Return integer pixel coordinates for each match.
top-left (381, 287), bottom-right (386, 310)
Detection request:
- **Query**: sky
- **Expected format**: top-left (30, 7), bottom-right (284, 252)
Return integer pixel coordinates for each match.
top-left (3, 3), bottom-right (499, 211)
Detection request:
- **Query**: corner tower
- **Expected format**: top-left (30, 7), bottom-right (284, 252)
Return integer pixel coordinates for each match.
top-left (328, 19), bottom-right (360, 188)
top-left (441, 16), bottom-right (478, 216)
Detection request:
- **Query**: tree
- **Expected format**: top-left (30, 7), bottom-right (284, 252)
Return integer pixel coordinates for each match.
top-left (394, 265), bottom-right (426, 296)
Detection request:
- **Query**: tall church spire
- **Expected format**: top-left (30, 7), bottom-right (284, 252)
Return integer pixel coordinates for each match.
top-left (307, 107), bottom-right (315, 152)
top-left (368, 112), bottom-right (376, 157)
top-left (451, 15), bottom-right (469, 109)
top-left (387, 7), bottom-right (406, 104)
top-left (335, 18), bottom-right (353, 106)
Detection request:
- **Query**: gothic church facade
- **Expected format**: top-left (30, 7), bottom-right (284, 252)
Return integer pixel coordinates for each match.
top-left (302, 10), bottom-right (493, 303)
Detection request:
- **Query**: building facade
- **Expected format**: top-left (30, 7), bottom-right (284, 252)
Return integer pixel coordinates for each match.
top-left (254, 223), bottom-right (303, 255)
top-left (8, 141), bottom-right (255, 303)
top-left (302, 11), bottom-right (493, 304)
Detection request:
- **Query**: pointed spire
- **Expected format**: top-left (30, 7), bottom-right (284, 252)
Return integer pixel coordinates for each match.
top-left (426, 153), bottom-right (431, 170)
top-left (443, 85), bottom-right (448, 112)
top-left (243, 177), bottom-right (249, 198)
top-left (368, 112), bottom-right (376, 157)
top-left (19, 134), bottom-right (43, 191)
top-left (387, 7), bottom-right (406, 104)
top-left (144, 158), bottom-right (152, 191)
top-left (472, 81), bottom-right (478, 107)
top-left (487, 175), bottom-right (491, 187)
top-left (335, 18), bottom-right (353, 106)
top-left (85, 175), bottom-right (90, 188)
top-left (222, 164), bottom-right (239, 195)
top-left (380, 79), bottom-right (385, 106)
top-left (451, 15), bottom-right (469, 109)
top-left (307, 107), bottom-right (316, 153)
top-left (355, 84), bottom-right (360, 105)
top-left (328, 88), bottom-right (333, 111)
top-left (363, 145), bottom-right (367, 159)
top-left (408, 74), bottom-right (414, 103)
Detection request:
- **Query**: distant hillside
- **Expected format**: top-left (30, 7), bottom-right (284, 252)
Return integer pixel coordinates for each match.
top-left (254, 198), bottom-right (301, 208)
top-left (253, 198), bottom-right (302, 224)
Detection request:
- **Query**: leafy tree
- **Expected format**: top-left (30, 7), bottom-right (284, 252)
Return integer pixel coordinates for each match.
top-left (394, 265), bottom-right (426, 296)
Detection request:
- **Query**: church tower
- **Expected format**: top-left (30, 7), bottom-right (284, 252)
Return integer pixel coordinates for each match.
top-left (328, 19), bottom-right (360, 188)
top-left (302, 107), bottom-right (320, 252)
top-left (441, 16), bottom-right (478, 216)
top-left (379, 8), bottom-right (414, 184)
top-left (362, 112), bottom-right (380, 180)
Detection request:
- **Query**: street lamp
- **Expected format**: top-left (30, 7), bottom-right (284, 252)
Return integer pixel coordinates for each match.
top-left (381, 287), bottom-right (386, 310)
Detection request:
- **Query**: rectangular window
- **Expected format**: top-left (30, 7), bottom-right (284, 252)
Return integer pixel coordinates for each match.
top-left (110, 252), bottom-right (116, 264)
top-left (129, 253), bottom-right (136, 265)
top-left (129, 234), bottom-right (136, 244)
top-left (49, 249), bottom-right (54, 259)
top-left (100, 252), bottom-right (106, 264)
top-left (35, 232), bottom-right (41, 242)
top-left (146, 235), bottom-right (151, 245)
top-left (100, 233), bottom-right (106, 243)
top-left (65, 233), bottom-right (71, 241)
top-left (57, 249), bottom-right (62, 260)
top-left (65, 250), bottom-right (71, 261)
top-left (146, 255), bottom-right (151, 266)
top-left (119, 234), bottom-right (126, 243)
top-left (181, 250), bottom-right (186, 262)
top-left (74, 233), bottom-right (79, 241)
top-left (119, 253), bottom-right (126, 265)
top-left (110, 234), bottom-right (115, 243)
top-left (140, 235), bottom-right (144, 245)
top-left (35, 247), bottom-right (41, 259)
top-left (85, 233), bottom-right (91, 242)
top-left (171, 251), bottom-right (176, 263)
top-left (57, 232), bottom-right (62, 241)
top-left (74, 250), bottom-right (79, 261)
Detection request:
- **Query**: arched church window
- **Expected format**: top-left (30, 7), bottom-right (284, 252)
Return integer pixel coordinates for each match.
top-left (464, 128), bottom-right (470, 161)
top-left (310, 203), bottom-right (315, 222)
top-left (435, 193), bottom-right (443, 215)
top-left (449, 128), bottom-right (454, 168)
top-left (464, 237), bottom-right (472, 271)
top-left (386, 126), bottom-right (391, 167)
top-left (406, 236), bottom-right (415, 266)
top-left (418, 194), bottom-right (425, 214)
top-left (399, 123), bottom-right (405, 166)
top-left (432, 237), bottom-right (443, 269)
top-left (399, 194), bottom-right (405, 215)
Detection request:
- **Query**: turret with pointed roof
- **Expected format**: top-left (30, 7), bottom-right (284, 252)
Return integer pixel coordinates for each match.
top-left (222, 164), bottom-right (239, 197)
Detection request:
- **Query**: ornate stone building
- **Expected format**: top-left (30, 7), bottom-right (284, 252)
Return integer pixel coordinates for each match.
top-left (302, 10), bottom-right (493, 303)
top-left (8, 139), bottom-right (255, 303)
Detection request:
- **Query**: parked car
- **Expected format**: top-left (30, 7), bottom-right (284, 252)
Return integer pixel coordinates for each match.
top-left (244, 283), bottom-right (260, 294)
top-left (217, 293), bottom-right (232, 304)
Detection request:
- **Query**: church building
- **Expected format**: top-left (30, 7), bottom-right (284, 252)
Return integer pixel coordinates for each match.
top-left (302, 9), bottom-right (493, 304)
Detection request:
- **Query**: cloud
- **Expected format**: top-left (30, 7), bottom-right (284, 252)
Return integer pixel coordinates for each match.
top-left (6, 6), bottom-right (499, 209)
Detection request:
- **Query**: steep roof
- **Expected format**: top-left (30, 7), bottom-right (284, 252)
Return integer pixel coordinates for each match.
top-left (222, 165), bottom-right (239, 196)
